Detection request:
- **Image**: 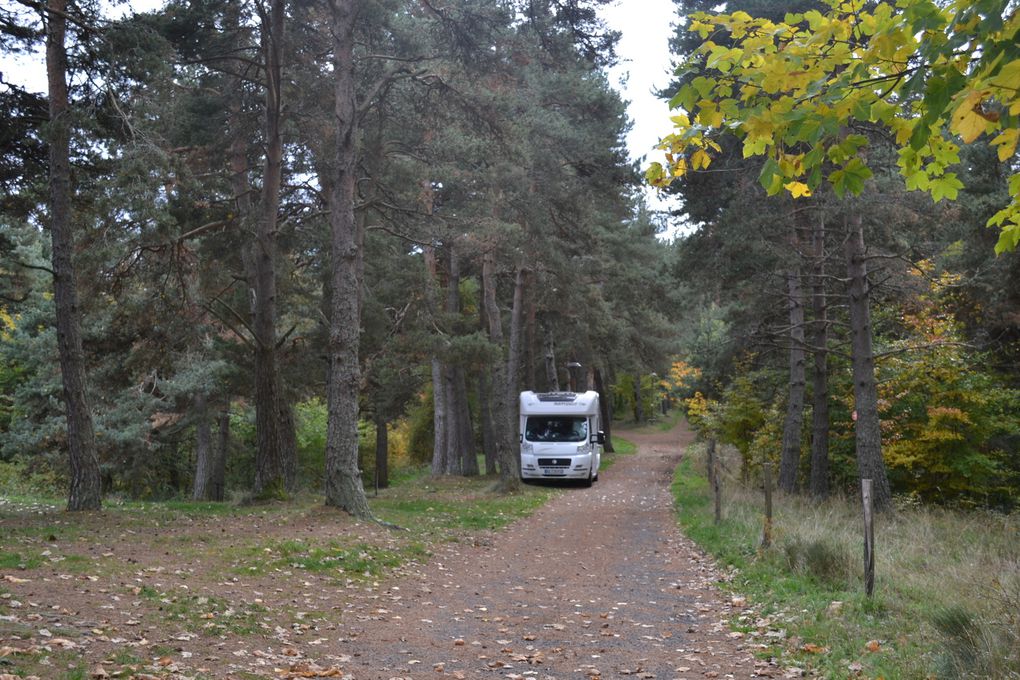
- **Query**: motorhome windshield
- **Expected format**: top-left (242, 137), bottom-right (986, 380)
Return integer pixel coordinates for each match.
top-left (525, 416), bottom-right (588, 443)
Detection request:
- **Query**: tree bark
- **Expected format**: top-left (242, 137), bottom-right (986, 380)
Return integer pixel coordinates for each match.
top-left (279, 400), bottom-right (298, 492)
top-left (431, 359), bottom-right (450, 474)
top-left (455, 366), bottom-right (478, 476)
top-left (482, 250), bottom-right (520, 492)
top-left (593, 366), bottom-right (614, 453)
top-left (445, 247), bottom-right (477, 476)
top-left (374, 413), bottom-right (389, 490)
top-left (525, 294), bottom-right (537, 391)
top-left (442, 363), bottom-right (462, 475)
top-left (324, 0), bottom-right (371, 517)
top-left (478, 373), bottom-right (497, 474)
top-left (250, 0), bottom-right (288, 499)
top-left (210, 408), bottom-right (229, 502)
top-left (424, 246), bottom-right (451, 475)
top-left (506, 267), bottom-right (527, 404)
top-left (778, 268), bottom-right (806, 493)
top-left (845, 211), bottom-right (892, 510)
top-left (809, 214), bottom-right (830, 499)
top-left (192, 393), bottom-right (213, 501)
top-left (633, 373), bottom-right (643, 423)
top-left (542, 321), bottom-right (559, 391)
top-left (47, 0), bottom-right (101, 512)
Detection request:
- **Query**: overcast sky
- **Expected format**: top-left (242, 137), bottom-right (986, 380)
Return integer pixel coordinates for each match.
top-left (599, 0), bottom-right (678, 166)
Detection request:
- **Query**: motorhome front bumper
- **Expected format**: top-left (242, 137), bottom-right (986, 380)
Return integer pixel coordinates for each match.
top-left (521, 452), bottom-right (594, 479)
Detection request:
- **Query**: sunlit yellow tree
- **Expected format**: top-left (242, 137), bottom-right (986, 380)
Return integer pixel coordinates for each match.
top-left (649, 0), bottom-right (1020, 253)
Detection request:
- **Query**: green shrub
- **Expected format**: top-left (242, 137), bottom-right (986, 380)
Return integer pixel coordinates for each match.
top-left (0, 458), bottom-right (62, 497)
top-left (406, 389), bottom-right (435, 465)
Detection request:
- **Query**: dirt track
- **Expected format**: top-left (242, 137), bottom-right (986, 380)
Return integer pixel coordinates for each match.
top-left (1, 422), bottom-right (773, 679)
top-left (335, 423), bottom-right (764, 679)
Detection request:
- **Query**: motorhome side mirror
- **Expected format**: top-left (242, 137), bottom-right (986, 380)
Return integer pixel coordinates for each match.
top-left (592, 431), bottom-right (606, 445)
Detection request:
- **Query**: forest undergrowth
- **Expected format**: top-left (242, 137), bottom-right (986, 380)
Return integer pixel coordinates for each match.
top-left (673, 441), bottom-right (1020, 679)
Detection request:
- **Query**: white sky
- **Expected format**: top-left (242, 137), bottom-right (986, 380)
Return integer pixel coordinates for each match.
top-left (598, 0), bottom-right (682, 224)
top-left (599, 0), bottom-right (678, 166)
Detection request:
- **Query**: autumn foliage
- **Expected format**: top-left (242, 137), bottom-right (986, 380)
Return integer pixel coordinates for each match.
top-left (649, 0), bottom-right (1020, 253)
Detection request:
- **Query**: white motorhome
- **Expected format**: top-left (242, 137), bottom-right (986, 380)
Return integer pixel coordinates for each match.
top-left (519, 391), bottom-right (604, 486)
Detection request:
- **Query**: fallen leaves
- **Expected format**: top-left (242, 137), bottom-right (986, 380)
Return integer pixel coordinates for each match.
top-left (275, 661), bottom-right (347, 678)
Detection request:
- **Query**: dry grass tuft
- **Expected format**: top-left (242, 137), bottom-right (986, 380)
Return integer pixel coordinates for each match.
top-left (685, 442), bottom-right (1020, 679)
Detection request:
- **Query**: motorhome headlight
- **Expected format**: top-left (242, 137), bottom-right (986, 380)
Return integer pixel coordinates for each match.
top-left (576, 444), bottom-right (590, 454)
top-left (522, 442), bottom-right (533, 454)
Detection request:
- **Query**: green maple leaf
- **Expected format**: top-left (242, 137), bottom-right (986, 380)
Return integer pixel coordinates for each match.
top-left (930, 173), bottom-right (964, 202)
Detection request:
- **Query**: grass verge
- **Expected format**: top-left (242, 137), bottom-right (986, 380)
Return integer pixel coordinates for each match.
top-left (370, 471), bottom-right (555, 534)
top-left (609, 435), bottom-right (637, 456)
top-left (672, 441), bottom-right (1020, 679)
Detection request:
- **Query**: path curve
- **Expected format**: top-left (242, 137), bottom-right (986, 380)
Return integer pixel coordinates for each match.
top-left (342, 421), bottom-right (762, 679)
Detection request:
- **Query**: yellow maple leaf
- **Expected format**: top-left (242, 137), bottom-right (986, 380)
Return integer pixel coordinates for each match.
top-left (950, 90), bottom-right (992, 143)
top-left (670, 113), bottom-right (691, 128)
top-left (991, 128), bottom-right (1019, 162)
top-left (784, 181), bottom-right (812, 198)
top-left (691, 149), bottom-right (713, 170)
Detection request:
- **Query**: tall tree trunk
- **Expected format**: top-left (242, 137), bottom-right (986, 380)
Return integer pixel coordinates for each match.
top-left (424, 246), bottom-right (450, 475)
top-left (224, 7), bottom-right (255, 505)
top-left (505, 267), bottom-right (527, 404)
top-left (211, 408), bottom-right (229, 502)
top-left (455, 367), bottom-right (478, 475)
top-left (576, 363), bottom-right (590, 392)
top-left (482, 250), bottom-right (520, 492)
top-left (324, 0), bottom-right (370, 517)
top-left (478, 373), bottom-right (497, 474)
top-left (845, 211), bottom-right (892, 510)
top-left (525, 294), bottom-right (537, 391)
top-left (593, 367), bottom-right (614, 453)
top-left (374, 413), bottom-right (389, 490)
top-left (279, 400), bottom-right (298, 492)
top-left (446, 247), bottom-right (476, 476)
top-left (192, 392), bottom-right (213, 501)
top-left (542, 321), bottom-right (559, 391)
top-left (251, 0), bottom-right (288, 498)
top-left (443, 363), bottom-right (462, 475)
top-left (779, 268), bottom-right (806, 493)
top-left (431, 360), bottom-right (450, 474)
top-left (47, 0), bottom-right (100, 512)
top-left (633, 373), bottom-right (643, 423)
top-left (809, 214), bottom-right (830, 499)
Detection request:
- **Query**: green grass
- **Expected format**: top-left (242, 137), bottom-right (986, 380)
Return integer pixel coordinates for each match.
top-left (371, 486), bottom-right (553, 532)
top-left (238, 539), bottom-right (418, 577)
top-left (136, 586), bottom-right (269, 635)
top-left (65, 663), bottom-right (89, 680)
top-left (109, 497), bottom-right (268, 520)
top-left (654, 408), bottom-right (685, 431)
top-left (0, 550), bottom-right (43, 570)
top-left (672, 442), bottom-right (1020, 679)
top-left (609, 435), bottom-right (637, 456)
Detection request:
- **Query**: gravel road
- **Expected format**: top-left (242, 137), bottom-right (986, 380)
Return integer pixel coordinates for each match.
top-left (338, 422), bottom-right (765, 679)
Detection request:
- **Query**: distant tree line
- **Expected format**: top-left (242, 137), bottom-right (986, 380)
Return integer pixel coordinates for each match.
top-left (0, 0), bottom-right (681, 510)
top-left (661, 0), bottom-right (1020, 510)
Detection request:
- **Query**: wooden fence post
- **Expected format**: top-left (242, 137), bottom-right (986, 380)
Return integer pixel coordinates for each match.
top-left (761, 460), bottom-right (773, 550)
top-left (706, 438), bottom-right (715, 487)
top-left (861, 478), bottom-right (875, 597)
top-left (707, 439), bottom-right (722, 525)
